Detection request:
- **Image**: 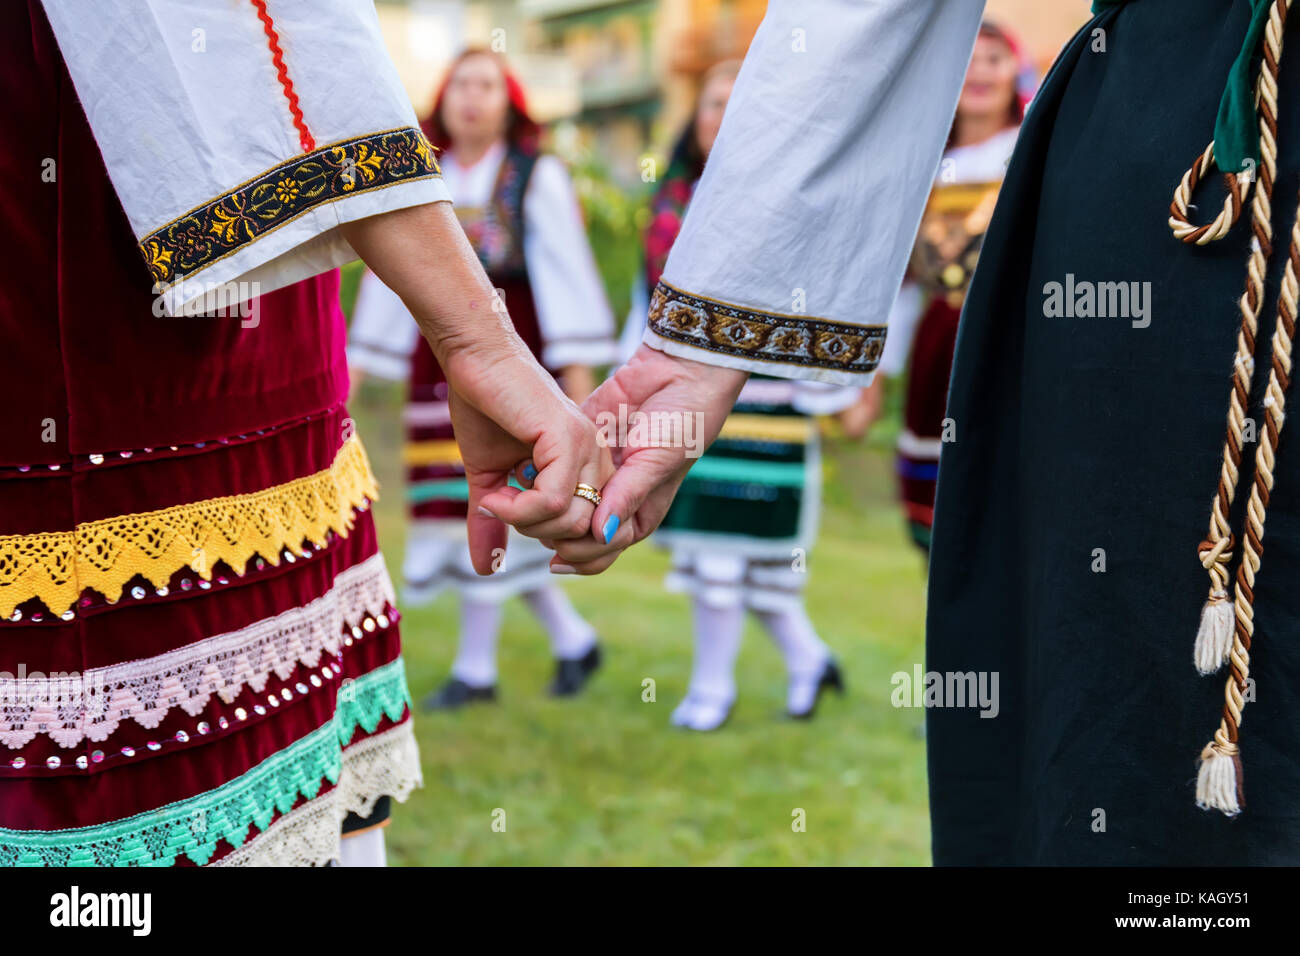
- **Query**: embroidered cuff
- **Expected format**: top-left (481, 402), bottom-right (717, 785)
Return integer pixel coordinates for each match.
top-left (644, 280), bottom-right (885, 385)
top-left (146, 127), bottom-right (449, 316)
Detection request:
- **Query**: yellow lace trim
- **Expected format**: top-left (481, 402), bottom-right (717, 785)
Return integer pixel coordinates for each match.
top-left (0, 437), bottom-right (378, 619)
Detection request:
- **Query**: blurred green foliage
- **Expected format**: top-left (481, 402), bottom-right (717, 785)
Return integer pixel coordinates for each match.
top-left (568, 153), bottom-right (651, 327)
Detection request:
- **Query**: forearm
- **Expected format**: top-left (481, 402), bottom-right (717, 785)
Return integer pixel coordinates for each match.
top-left (342, 201), bottom-right (581, 453)
top-left (341, 202), bottom-right (574, 434)
top-left (341, 202), bottom-right (533, 372)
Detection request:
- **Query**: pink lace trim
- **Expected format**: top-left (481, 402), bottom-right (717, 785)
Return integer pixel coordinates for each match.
top-left (0, 553), bottom-right (395, 750)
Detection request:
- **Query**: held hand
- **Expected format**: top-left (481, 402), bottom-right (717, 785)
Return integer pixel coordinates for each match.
top-left (520, 344), bottom-right (746, 574)
top-left (444, 347), bottom-right (613, 576)
top-left (339, 203), bottom-right (612, 577)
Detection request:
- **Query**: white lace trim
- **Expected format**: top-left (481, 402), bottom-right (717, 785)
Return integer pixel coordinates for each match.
top-left (0, 553), bottom-right (396, 750)
top-left (212, 720), bottom-right (422, 867)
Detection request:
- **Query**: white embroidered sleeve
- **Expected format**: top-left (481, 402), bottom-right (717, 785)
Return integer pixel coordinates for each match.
top-left (346, 270), bottom-right (420, 382)
top-left (40, 0), bottom-right (451, 316)
top-left (522, 156), bottom-right (620, 370)
top-left (646, 0), bottom-right (983, 385)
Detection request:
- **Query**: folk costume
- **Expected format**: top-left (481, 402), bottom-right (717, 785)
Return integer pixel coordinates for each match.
top-left (348, 76), bottom-right (618, 708)
top-left (881, 24), bottom-right (1033, 554)
top-left (0, 0), bottom-right (449, 866)
top-left (624, 125), bottom-right (856, 731)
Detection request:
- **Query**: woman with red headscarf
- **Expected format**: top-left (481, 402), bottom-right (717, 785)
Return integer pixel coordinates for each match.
top-left (873, 20), bottom-right (1036, 554)
top-left (348, 50), bottom-right (618, 710)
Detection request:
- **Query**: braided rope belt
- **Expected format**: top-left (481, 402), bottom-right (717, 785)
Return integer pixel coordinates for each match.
top-left (1171, 0), bottom-right (1293, 815)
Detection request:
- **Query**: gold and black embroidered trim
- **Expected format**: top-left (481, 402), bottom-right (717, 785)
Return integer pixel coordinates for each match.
top-left (647, 280), bottom-right (886, 374)
top-left (141, 126), bottom-right (441, 286)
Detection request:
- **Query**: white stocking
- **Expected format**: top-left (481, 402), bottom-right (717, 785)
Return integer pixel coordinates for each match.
top-left (753, 604), bottom-right (831, 714)
top-left (338, 827), bottom-right (387, 867)
top-left (523, 585), bottom-right (597, 660)
top-left (449, 598), bottom-right (504, 688)
top-left (671, 596), bottom-right (744, 731)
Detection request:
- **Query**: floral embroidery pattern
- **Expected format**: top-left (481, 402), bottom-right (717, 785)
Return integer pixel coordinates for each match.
top-left (141, 127), bottom-right (440, 287)
top-left (647, 281), bottom-right (886, 374)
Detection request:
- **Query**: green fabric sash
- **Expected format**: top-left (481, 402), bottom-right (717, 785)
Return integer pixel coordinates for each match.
top-left (1092, 0), bottom-right (1272, 171)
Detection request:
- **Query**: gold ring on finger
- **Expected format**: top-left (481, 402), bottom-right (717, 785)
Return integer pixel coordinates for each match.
top-left (573, 483), bottom-right (602, 507)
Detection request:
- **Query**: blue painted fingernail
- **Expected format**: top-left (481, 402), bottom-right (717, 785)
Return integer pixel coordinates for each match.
top-left (601, 515), bottom-right (620, 543)
top-left (522, 462), bottom-right (537, 481)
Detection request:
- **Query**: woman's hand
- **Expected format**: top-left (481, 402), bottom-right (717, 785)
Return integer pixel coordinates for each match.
top-left (341, 202), bottom-right (611, 573)
top-left (521, 344), bottom-right (747, 574)
top-left (444, 348), bottom-right (614, 575)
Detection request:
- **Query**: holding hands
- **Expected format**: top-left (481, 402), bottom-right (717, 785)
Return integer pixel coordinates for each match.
top-left (343, 202), bottom-right (616, 573)
top-left (344, 202), bottom-right (746, 576)
top-left (501, 343), bottom-right (747, 575)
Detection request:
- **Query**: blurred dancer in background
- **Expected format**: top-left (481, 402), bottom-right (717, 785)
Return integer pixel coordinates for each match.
top-left (873, 20), bottom-right (1034, 554)
top-left (348, 50), bottom-right (618, 710)
top-left (620, 62), bottom-right (867, 731)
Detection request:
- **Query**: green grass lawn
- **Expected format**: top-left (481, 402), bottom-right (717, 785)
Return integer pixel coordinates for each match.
top-left (347, 374), bottom-right (933, 865)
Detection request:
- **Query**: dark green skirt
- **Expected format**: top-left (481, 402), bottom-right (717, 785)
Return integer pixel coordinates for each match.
top-left (928, 0), bottom-right (1300, 864)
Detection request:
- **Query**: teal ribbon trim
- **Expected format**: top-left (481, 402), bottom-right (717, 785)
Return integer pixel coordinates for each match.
top-left (683, 455), bottom-right (807, 488)
top-left (0, 657), bottom-right (412, 867)
top-left (408, 474), bottom-right (524, 504)
top-left (409, 478), bottom-right (470, 503)
top-left (1092, 0), bottom-right (1271, 170)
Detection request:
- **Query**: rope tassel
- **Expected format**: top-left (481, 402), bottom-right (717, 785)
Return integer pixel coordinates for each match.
top-left (1196, 742), bottom-right (1243, 815)
top-left (1193, 591), bottom-right (1235, 675)
top-left (1174, 0), bottom-right (1293, 815)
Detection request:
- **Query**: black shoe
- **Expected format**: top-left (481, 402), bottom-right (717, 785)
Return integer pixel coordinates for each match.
top-left (421, 677), bottom-right (496, 711)
top-left (788, 659), bottom-right (845, 719)
top-left (549, 642), bottom-right (602, 697)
